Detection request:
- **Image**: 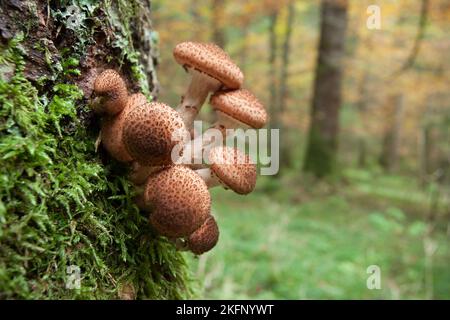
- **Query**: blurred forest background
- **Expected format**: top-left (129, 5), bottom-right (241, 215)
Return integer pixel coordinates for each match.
top-left (151, 0), bottom-right (449, 299)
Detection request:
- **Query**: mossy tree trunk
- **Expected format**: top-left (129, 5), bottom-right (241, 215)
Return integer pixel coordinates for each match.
top-left (0, 0), bottom-right (192, 299)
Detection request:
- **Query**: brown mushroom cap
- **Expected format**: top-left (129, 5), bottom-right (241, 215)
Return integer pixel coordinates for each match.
top-left (146, 166), bottom-right (211, 238)
top-left (94, 69), bottom-right (128, 115)
top-left (208, 146), bottom-right (257, 195)
top-left (210, 89), bottom-right (267, 129)
top-left (101, 93), bottom-right (147, 162)
top-left (187, 216), bottom-right (219, 255)
top-left (123, 102), bottom-right (188, 166)
top-left (173, 42), bottom-right (244, 89)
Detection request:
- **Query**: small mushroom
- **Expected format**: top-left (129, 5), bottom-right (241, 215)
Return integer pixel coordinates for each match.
top-left (195, 146), bottom-right (257, 195)
top-left (93, 69), bottom-right (129, 115)
top-left (210, 89), bottom-right (267, 130)
top-left (173, 42), bottom-right (244, 129)
top-left (181, 89), bottom-right (268, 166)
top-left (101, 93), bottom-right (147, 162)
top-left (187, 215), bottom-right (219, 255)
top-left (122, 102), bottom-right (190, 167)
top-left (145, 166), bottom-right (211, 238)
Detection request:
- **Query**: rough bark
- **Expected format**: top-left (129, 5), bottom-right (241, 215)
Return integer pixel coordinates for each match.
top-left (303, 0), bottom-right (348, 177)
top-left (0, 0), bottom-right (191, 299)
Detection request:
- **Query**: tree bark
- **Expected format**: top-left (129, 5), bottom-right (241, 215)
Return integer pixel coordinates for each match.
top-left (303, 0), bottom-right (348, 177)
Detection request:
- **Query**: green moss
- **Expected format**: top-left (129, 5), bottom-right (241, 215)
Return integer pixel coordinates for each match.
top-left (47, 0), bottom-right (154, 98)
top-left (0, 33), bottom-right (192, 299)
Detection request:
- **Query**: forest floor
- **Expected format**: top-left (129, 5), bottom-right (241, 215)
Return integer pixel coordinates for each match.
top-left (187, 168), bottom-right (450, 299)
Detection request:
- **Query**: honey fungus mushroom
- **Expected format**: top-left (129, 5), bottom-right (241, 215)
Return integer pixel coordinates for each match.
top-left (123, 102), bottom-right (190, 167)
top-left (173, 42), bottom-right (244, 129)
top-left (145, 166), bottom-right (211, 238)
top-left (195, 146), bottom-right (257, 195)
top-left (100, 93), bottom-right (147, 162)
top-left (93, 69), bottom-right (129, 115)
top-left (187, 215), bottom-right (219, 255)
top-left (210, 89), bottom-right (267, 130)
top-left (179, 89), bottom-right (268, 166)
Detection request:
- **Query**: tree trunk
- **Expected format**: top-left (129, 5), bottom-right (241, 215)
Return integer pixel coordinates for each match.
top-left (239, 27), bottom-right (249, 75)
top-left (211, 0), bottom-right (226, 48)
top-left (303, 0), bottom-right (348, 177)
top-left (356, 73), bottom-right (369, 168)
top-left (0, 0), bottom-right (191, 299)
top-left (191, 0), bottom-right (204, 40)
top-left (379, 94), bottom-right (404, 172)
top-left (277, 0), bottom-right (295, 169)
top-left (267, 8), bottom-right (279, 165)
top-left (208, 0), bottom-right (226, 123)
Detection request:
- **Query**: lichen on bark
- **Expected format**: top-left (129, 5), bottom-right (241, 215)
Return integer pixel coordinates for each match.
top-left (0, 0), bottom-right (192, 299)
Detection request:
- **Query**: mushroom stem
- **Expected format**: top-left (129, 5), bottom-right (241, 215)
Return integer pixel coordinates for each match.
top-left (180, 116), bottom-right (248, 167)
top-left (179, 126), bottom-right (223, 167)
top-left (177, 69), bottom-right (221, 129)
top-left (195, 168), bottom-right (221, 189)
top-left (168, 237), bottom-right (190, 251)
top-left (129, 161), bottom-right (162, 186)
top-left (213, 111), bottom-right (250, 130)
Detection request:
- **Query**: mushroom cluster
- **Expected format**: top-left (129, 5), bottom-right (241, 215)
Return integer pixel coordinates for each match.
top-left (92, 42), bottom-right (267, 255)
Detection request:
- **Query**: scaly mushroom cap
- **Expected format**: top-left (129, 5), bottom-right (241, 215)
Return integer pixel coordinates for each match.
top-left (146, 166), bottom-right (211, 238)
top-left (208, 146), bottom-right (257, 195)
top-left (187, 216), bottom-right (219, 255)
top-left (173, 42), bottom-right (244, 89)
top-left (123, 102), bottom-right (188, 166)
top-left (211, 89), bottom-right (268, 129)
top-left (94, 69), bottom-right (128, 115)
top-left (101, 93), bottom-right (147, 162)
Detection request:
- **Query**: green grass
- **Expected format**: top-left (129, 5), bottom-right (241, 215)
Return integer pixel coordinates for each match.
top-left (187, 169), bottom-right (449, 299)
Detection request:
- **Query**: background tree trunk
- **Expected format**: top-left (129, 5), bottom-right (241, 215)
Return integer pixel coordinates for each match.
top-left (208, 0), bottom-right (227, 123)
top-left (267, 7), bottom-right (279, 168)
top-left (379, 94), bottom-right (404, 172)
top-left (239, 27), bottom-right (249, 75)
top-left (356, 73), bottom-right (369, 168)
top-left (267, 9), bottom-right (279, 132)
top-left (0, 0), bottom-right (191, 299)
top-left (277, 0), bottom-right (295, 170)
top-left (211, 0), bottom-right (226, 48)
top-left (303, 0), bottom-right (348, 177)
